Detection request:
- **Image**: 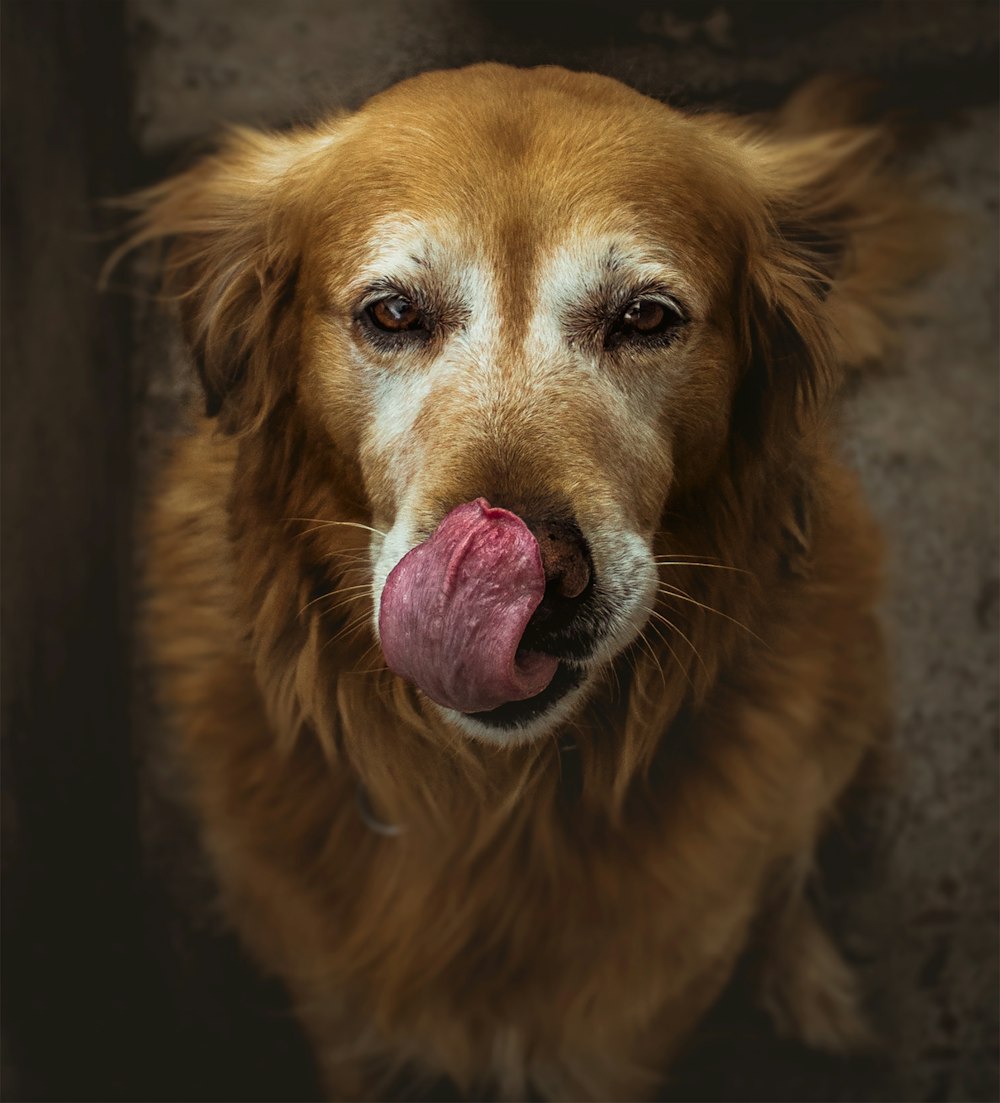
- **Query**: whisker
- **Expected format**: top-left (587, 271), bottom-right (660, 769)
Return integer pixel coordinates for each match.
top-left (353, 638), bottom-right (389, 675)
top-left (286, 517), bottom-right (389, 539)
top-left (607, 657), bottom-right (623, 702)
top-left (644, 616), bottom-right (695, 691)
top-left (298, 582), bottom-right (371, 618)
top-left (653, 559), bottom-right (751, 575)
top-left (634, 627), bottom-right (668, 694)
top-left (651, 552), bottom-right (724, 562)
top-left (319, 609), bottom-right (374, 658)
top-left (331, 634), bottom-right (389, 681)
top-left (323, 595), bottom-right (374, 622)
top-left (656, 584), bottom-right (767, 647)
top-left (324, 554), bottom-right (374, 569)
top-left (646, 608), bottom-right (708, 681)
top-left (340, 660), bottom-right (389, 679)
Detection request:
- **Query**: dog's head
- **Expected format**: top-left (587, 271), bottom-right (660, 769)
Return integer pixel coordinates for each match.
top-left (133, 65), bottom-right (920, 745)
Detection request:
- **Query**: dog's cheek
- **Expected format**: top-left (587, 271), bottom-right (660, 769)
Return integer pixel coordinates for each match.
top-left (555, 375), bottom-right (673, 535)
top-left (610, 431), bottom-right (673, 538)
top-left (655, 334), bottom-right (739, 492)
top-left (300, 323), bottom-right (370, 449)
top-left (594, 385), bottom-right (675, 536)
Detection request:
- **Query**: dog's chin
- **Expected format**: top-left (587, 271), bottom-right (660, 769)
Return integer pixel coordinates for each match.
top-left (435, 661), bottom-right (591, 746)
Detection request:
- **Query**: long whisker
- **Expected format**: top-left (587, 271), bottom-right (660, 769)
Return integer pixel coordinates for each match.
top-left (607, 656), bottom-right (623, 702)
top-left (326, 631), bottom-right (386, 678)
top-left (323, 593), bottom-right (375, 621)
top-left (642, 613), bottom-right (697, 690)
top-left (654, 559), bottom-right (752, 575)
top-left (324, 553), bottom-right (374, 568)
top-left (651, 551), bottom-right (724, 562)
top-left (656, 584), bottom-right (767, 647)
top-left (298, 582), bottom-right (371, 618)
top-left (634, 627), bottom-right (668, 694)
top-left (286, 518), bottom-right (389, 539)
top-left (319, 609), bottom-right (374, 658)
top-left (351, 638), bottom-right (389, 676)
top-left (646, 608), bottom-right (708, 681)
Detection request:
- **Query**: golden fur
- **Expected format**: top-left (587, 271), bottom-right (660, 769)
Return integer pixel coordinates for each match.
top-left (130, 65), bottom-right (930, 1100)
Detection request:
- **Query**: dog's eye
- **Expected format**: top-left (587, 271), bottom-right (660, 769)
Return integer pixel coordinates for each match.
top-left (622, 300), bottom-right (670, 333)
top-left (607, 297), bottom-right (687, 347)
top-left (366, 295), bottom-right (427, 334)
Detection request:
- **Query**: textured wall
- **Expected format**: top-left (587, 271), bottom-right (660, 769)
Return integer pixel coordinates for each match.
top-left (121, 3), bottom-right (999, 1100)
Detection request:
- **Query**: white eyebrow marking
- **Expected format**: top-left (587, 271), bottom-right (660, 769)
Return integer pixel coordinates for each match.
top-left (347, 217), bottom-right (503, 342)
top-left (357, 216), bottom-right (504, 491)
top-left (349, 216), bottom-right (434, 297)
top-left (524, 230), bottom-right (700, 371)
top-left (543, 233), bottom-right (699, 311)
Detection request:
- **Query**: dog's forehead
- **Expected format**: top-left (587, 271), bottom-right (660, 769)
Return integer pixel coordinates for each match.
top-left (320, 65), bottom-right (746, 300)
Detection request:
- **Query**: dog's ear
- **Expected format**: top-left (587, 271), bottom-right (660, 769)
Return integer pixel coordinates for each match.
top-left (119, 126), bottom-right (330, 432)
top-left (732, 78), bottom-right (936, 447)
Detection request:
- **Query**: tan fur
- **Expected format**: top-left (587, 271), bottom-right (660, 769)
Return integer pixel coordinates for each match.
top-left (132, 66), bottom-right (931, 1100)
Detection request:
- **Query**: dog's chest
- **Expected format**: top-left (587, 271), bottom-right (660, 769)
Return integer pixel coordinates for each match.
top-left (317, 814), bottom-right (677, 1092)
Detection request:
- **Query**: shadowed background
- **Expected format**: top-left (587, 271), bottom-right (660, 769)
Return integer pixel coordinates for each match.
top-left (2, 2), bottom-right (997, 1100)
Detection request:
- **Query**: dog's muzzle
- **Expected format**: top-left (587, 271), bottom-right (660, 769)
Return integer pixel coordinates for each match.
top-left (378, 498), bottom-right (595, 724)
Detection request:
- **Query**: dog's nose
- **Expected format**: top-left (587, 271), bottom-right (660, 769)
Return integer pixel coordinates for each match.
top-left (530, 518), bottom-right (592, 601)
top-left (519, 517), bottom-right (593, 655)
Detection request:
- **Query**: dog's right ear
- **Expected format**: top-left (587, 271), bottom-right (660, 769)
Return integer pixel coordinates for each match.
top-left (115, 125), bottom-right (336, 432)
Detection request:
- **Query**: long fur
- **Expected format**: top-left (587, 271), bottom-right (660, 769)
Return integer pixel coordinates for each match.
top-left (130, 66), bottom-right (933, 1100)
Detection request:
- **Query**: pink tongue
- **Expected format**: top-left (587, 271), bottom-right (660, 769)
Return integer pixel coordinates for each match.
top-left (378, 499), bottom-right (558, 714)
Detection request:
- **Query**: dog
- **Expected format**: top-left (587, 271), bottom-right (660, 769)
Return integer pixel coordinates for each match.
top-left (128, 64), bottom-right (930, 1100)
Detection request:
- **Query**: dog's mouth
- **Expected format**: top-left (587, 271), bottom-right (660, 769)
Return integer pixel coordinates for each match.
top-left (468, 653), bottom-right (585, 730)
top-left (377, 498), bottom-right (609, 732)
top-left (468, 573), bottom-right (606, 730)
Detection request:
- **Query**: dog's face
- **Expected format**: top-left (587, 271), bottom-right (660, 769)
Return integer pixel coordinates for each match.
top-left (143, 65), bottom-right (859, 744)
top-left (300, 68), bottom-right (757, 742)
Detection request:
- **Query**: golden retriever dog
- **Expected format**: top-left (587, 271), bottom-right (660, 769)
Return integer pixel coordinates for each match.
top-left (128, 64), bottom-right (929, 1100)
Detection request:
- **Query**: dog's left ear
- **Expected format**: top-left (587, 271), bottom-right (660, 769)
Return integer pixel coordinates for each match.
top-left (732, 79), bottom-right (935, 446)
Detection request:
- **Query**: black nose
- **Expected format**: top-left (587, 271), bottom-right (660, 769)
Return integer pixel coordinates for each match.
top-left (521, 517), bottom-right (593, 652)
top-left (532, 518), bottom-right (591, 600)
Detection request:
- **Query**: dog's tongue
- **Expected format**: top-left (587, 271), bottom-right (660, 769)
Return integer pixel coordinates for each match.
top-left (378, 499), bottom-right (558, 714)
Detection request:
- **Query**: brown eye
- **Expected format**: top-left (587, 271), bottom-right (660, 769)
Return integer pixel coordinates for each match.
top-left (366, 295), bottom-right (427, 333)
top-left (607, 297), bottom-right (687, 348)
top-left (623, 299), bottom-right (665, 331)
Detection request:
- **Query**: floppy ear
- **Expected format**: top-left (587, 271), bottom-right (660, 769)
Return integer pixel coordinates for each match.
top-left (120, 127), bottom-right (318, 432)
top-left (732, 79), bottom-right (936, 446)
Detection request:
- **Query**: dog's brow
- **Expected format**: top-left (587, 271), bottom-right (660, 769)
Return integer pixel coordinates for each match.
top-left (539, 236), bottom-right (699, 317)
top-left (603, 245), bottom-right (626, 272)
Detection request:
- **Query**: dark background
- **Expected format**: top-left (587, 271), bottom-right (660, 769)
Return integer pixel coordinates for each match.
top-left (2, 2), bottom-right (997, 1100)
